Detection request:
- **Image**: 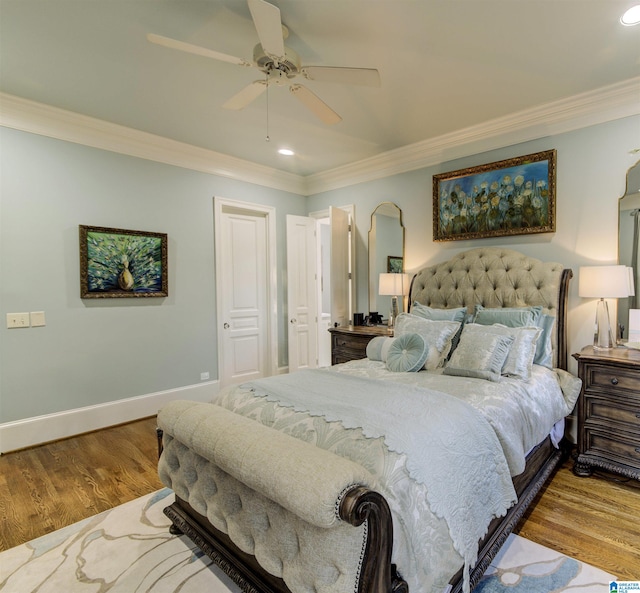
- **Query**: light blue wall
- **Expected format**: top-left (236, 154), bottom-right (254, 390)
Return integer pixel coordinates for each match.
top-left (2, 115), bottom-right (639, 423)
top-left (0, 127), bottom-right (306, 422)
top-left (308, 115), bottom-right (640, 368)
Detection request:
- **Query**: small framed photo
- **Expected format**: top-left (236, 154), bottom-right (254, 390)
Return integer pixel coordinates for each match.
top-left (387, 256), bottom-right (403, 273)
top-left (433, 149), bottom-right (556, 242)
top-left (79, 225), bottom-right (168, 298)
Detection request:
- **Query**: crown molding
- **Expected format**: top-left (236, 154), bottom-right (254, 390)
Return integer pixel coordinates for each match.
top-left (0, 92), bottom-right (307, 196)
top-left (305, 77), bottom-right (640, 195)
top-left (2, 78), bottom-right (639, 197)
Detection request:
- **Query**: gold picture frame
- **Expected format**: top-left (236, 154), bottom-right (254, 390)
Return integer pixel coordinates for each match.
top-left (433, 149), bottom-right (556, 242)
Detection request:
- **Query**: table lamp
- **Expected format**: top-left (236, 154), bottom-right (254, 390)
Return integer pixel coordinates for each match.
top-left (379, 273), bottom-right (410, 328)
top-left (579, 265), bottom-right (632, 349)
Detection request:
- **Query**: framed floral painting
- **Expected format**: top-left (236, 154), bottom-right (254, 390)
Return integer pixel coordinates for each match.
top-left (79, 225), bottom-right (168, 298)
top-left (433, 149), bottom-right (556, 242)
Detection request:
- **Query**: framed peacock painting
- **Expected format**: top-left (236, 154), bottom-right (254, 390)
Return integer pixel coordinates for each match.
top-left (79, 225), bottom-right (168, 298)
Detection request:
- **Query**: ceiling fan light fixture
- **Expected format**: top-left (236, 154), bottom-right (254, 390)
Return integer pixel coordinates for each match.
top-left (621, 4), bottom-right (640, 25)
top-left (278, 148), bottom-right (295, 156)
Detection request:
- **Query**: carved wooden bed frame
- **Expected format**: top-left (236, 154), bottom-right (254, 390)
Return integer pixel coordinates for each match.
top-left (159, 248), bottom-right (573, 593)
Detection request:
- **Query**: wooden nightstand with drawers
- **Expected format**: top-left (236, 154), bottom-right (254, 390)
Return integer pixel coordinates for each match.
top-left (328, 325), bottom-right (392, 365)
top-left (572, 346), bottom-right (640, 480)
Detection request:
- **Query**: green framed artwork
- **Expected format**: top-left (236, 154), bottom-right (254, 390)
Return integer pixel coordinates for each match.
top-left (387, 256), bottom-right (403, 273)
top-left (79, 225), bottom-right (168, 298)
top-left (433, 149), bottom-right (556, 242)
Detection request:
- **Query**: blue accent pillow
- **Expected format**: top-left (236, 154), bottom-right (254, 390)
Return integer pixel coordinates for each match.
top-left (411, 302), bottom-right (467, 323)
top-left (385, 333), bottom-right (429, 373)
top-left (473, 305), bottom-right (542, 327)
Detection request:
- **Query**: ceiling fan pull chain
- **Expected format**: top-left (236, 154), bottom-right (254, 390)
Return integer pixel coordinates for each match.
top-left (265, 73), bottom-right (270, 142)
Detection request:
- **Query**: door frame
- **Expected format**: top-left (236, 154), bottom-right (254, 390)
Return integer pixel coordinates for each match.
top-left (309, 204), bottom-right (356, 322)
top-left (214, 196), bottom-right (278, 385)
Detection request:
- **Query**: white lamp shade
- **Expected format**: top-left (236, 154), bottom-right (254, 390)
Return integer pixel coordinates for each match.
top-left (578, 265), bottom-right (632, 298)
top-left (379, 273), bottom-right (409, 296)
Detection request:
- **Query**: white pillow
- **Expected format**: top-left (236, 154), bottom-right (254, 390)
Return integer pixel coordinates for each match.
top-left (394, 313), bottom-right (461, 370)
top-left (443, 329), bottom-right (514, 382)
top-left (461, 323), bottom-right (542, 380)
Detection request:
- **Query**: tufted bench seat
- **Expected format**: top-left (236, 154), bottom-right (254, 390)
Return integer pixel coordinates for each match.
top-left (158, 400), bottom-right (383, 593)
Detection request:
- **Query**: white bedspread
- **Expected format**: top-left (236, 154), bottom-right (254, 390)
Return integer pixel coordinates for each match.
top-left (248, 369), bottom-right (516, 591)
top-left (332, 360), bottom-right (581, 476)
top-left (214, 363), bottom-right (580, 593)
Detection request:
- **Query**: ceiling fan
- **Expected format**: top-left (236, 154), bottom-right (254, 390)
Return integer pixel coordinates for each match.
top-left (147, 0), bottom-right (380, 125)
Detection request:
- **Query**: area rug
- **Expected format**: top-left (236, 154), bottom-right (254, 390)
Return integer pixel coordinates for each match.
top-left (0, 488), bottom-right (616, 593)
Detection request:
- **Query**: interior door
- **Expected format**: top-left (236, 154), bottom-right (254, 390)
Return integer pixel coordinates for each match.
top-left (286, 215), bottom-right (318, 372)
top-left (330, 205), bottom-right (350, 327)
top-left (217, 206), bottom-right (269, 386)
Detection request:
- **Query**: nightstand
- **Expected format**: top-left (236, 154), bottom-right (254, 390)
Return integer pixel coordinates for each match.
top-left (328, 325), bottom-right (392, 365)
top-left (572, 346), bottom-right (640, 480)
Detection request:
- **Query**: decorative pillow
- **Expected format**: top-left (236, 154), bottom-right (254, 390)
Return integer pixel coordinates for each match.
top-left (410, 303), bottom-right (467, 356)
top-left (394, 313), bottom-right (461, 370)
top-left (366, 336), bottom-right (390, 361)
top-left (411, 302), bottom-right (467, 323)
top-left (385, 333), bottom-right (429, 373)
top-left (443, 329), bottom-right (514, 382)
top-left (533, 314), bottom-right (555, 369)
top-left (461, 323), bottom-right (542, 380)
top-left (473, 305), bottom-right (542, 328)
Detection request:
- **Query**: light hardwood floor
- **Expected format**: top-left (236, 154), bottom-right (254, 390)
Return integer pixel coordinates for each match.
top-left (1, 417), bottom-right (639, 580)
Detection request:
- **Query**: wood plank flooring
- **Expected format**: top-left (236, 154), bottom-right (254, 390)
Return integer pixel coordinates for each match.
top-left (1, 417), bottom-right (639, 581)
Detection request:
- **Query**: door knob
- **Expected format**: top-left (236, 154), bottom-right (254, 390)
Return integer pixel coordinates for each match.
top-left (223, 322), bottom-right (230, 329)
top-left (290, 318), bottom-right (297, 324)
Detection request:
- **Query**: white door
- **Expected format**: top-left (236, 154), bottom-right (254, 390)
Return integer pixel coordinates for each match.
top-left (330, 206), bottom-right (351, 328)
top-left (286, 215), bottom-right (318, 372)
top-left (215, 198), bottom-right (277, 387)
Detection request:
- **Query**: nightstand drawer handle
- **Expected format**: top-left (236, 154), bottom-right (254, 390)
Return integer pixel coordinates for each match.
top-left (610, 377), bottom-right (618, 385)
top-left (636, 448), bottom-right (640, 454)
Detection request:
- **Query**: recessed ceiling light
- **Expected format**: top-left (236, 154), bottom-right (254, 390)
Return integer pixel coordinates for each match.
top-left (621, 4), bottom-right (640, 26)
top-left (278, 148), bottom-right (295, 156)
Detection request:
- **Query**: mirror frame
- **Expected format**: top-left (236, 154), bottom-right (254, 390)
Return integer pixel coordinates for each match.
top-left (618, 159), bottom-right (640, 339)
top-left (368, 202), bottom-right (405, 314)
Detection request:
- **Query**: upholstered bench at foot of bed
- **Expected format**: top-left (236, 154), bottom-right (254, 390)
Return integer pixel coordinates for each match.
top-left (157, 399), bottom-right (407, 593)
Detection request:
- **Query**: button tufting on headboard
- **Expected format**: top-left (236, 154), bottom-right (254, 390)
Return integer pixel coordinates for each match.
top-left (408, 247), bottom-right (571, 369)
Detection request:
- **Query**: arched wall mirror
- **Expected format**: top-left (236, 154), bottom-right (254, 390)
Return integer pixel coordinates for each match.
top-left (618, 159), bottom-right (640, 339)
top-left (368, 202), bottom-right (405, 316)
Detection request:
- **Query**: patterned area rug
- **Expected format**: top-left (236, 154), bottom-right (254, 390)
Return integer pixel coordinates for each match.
top-left (0, 488), bottom-right (615, 593)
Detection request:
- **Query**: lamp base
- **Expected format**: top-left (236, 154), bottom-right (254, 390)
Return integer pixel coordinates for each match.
top-left (593, 298), bottom-right (616, 350)
top-left (388, 295), bottom-right (399, 329)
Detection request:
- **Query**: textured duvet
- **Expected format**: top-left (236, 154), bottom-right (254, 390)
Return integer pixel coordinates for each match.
top-left (214, 361), bottom-right (580, 593)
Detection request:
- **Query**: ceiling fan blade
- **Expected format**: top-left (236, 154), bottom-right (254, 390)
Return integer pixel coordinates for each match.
top-left (247, 0), bottom-right (285, 59)
top-left (147, 33), bottom-right (251, 67)
top-left (223, 80), bottom-right (268, 110)
top-left (302, 66), bottom-right (381, 87)
top-left (289, 84), bottom-right (342, 125)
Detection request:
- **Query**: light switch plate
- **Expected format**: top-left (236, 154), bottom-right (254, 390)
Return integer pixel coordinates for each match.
top-left (7, 312), bottom-right (30, 328)
top-left (31, 311), bottom-right (46, 327)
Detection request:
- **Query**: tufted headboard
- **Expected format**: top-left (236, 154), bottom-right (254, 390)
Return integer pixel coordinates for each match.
top-left (408, 247), bottom-right (572, 370)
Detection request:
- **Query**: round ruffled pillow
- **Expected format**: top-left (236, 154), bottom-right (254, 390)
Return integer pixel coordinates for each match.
top-left (385, 332), bottom-right (428, 373)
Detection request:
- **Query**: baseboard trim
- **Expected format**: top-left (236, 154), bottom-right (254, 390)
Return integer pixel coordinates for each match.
top-left (0, 381), bottom-right (219, 454)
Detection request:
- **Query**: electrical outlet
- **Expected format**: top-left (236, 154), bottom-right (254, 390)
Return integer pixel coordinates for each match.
top-left (200, 372), bottom-right (210, 381)
top-left (7, 312), bottom-right (30, 328)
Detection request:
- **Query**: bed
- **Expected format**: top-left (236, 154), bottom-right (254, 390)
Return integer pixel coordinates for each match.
top-left (157, 247), bottom-right (579, 593)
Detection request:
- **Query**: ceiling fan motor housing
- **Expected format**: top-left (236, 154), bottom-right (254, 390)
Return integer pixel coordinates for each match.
top-left (253, 43), bottom-right (300, 79)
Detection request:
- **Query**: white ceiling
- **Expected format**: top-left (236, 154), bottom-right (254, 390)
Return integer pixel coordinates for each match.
top-left (2, 0), bottom-right (639, 179)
